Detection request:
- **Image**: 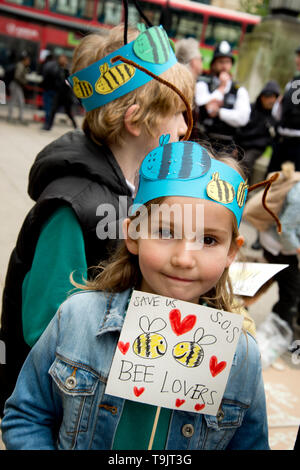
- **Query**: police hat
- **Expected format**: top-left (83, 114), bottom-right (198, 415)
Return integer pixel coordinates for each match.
top-left (211, 40), bottom-right (235, 65)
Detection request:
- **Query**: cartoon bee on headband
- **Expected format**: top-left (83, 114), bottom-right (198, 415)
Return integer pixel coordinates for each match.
top-left (72, 77), bottom-right (93, 99)
top-left (133, 316), bottom-right (167, 359)
top-left (172, 328), bottom-right (216, 368)
top-left (206, 172), bottom-right (235, 204)
top-left (95, 62), bottom-right (135, 95)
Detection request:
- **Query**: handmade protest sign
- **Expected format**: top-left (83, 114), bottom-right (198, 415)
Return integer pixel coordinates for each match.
top-left (229, 262), bottom-right (288, 297)
top-left (105, 290), bottom-right (243, 416)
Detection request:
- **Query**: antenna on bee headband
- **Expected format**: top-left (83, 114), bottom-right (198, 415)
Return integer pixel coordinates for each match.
top-left (248, 172), bottom-right (282, 233)
top-left (123, 0), bottom-right (153, 45)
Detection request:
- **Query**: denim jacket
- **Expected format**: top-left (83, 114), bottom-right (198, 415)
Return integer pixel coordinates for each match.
top-left (2, 289), bottom-right (269, 450)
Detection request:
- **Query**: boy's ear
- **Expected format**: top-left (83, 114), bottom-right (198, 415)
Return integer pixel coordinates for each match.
top-left (123, 218), bottom-right (139, 255)
top-left (225, 235), bottom-right (244, 268)
top-left (124, 104), bottom-right (141, 137)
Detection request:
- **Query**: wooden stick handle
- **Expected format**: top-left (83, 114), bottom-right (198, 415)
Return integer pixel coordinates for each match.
top-left (148, 406), bottom-right (161, 450)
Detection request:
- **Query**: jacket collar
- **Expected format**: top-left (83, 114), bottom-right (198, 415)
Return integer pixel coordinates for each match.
top-left (96, 288), bottom-right (132, 337)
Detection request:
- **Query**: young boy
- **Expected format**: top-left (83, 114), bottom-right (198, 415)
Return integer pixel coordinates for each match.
top-left (0, 24), bottom-right (194, 415)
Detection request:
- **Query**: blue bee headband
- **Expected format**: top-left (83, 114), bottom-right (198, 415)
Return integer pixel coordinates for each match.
top-left (131, 136), bottom-right (249, 227)
top-left (68, 25), bottom-right (177, 112)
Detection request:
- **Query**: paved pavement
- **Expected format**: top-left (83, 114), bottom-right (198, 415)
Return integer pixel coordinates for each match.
top-left (0, 106), bottom-right (299, 450)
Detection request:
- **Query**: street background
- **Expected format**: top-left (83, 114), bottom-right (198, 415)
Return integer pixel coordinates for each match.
top-left (0, 106), bottom-right (299, 450)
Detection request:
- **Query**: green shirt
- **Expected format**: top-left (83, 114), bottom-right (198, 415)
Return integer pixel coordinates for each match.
top-left (22, 205), bottom-right (87, 347)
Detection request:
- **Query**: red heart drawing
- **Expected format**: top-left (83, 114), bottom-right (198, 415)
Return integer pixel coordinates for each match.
top-left (194, 403), bottom-right (205, 412)
top-left (209, 355), bottom-right (227, 377)
top-left (175, 398), bottom-right (185, 408)
top-left (118, 341), bottom-right (130, 355)
top-left (133, 386), bottom-right (145, 397)
top-left (169, 309), bottom-right (197, 336)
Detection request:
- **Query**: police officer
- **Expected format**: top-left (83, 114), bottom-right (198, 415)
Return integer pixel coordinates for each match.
top-left (195, 40), bottom-right (251, 154)
top-left (267, 45), bottom-right (300, 173)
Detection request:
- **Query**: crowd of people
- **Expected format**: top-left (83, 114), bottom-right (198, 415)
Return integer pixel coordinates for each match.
top-left (5, 51), bottom-right (77, 130)
top-left (0, 22), bottom-right (299, 450)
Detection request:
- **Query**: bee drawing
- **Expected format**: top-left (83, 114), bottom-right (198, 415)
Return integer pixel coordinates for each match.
top-left (142, 134), bottom-right (211, 180)
top-left (95, 62), bottom-right (135, 95)
top-left (206, 172), bottom-right (235, 204)
top-left (236, 180), bottom-right (248, 207)
top-left (72, 77), bottom-right (93, 99)
top-left (133, 316), bottom-right (167, 359)
top-left (172, 328), bottom-right (216, 368)
top-left (133, 26), bottom-right (170, 64)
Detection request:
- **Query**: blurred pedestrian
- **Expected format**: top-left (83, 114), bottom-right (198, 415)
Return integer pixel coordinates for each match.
top-left (237, 80), bottom-right (280, 182)
top-left (244, 161), bottom-right (300, 333)
top-left (7, 51), bottom-right (31, 125)
top-left (175, 37), bottom-right (203, 80)
top-left (43, 54), bottom-right (77, 131)
top-left (195, 40), bottom-right (251, 154)
top-left (40, 51), bottom-right (57, 130)
top-left (267, 45), bottom-right (300, 173)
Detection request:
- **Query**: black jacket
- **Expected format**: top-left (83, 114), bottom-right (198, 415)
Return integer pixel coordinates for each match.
top-left (0, 130), bottom-right (132, 415)
top-left (236, 81), bottom-right (279, 151)
top-left (198, 75), bottom-right (239, 139)
top-left (280, 75), bottom-right (300, 131)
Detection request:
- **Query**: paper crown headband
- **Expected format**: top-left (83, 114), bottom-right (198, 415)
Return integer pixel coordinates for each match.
top-left (68, 25), bottom-right (177, 112)
top-left (131, 136), bottom-right (248, 226)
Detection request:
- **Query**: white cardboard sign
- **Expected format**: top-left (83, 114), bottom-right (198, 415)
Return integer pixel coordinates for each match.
top-left (105, 290), bottom-right (243, 416)
top-left (229, 262), bottom-right (288, 297)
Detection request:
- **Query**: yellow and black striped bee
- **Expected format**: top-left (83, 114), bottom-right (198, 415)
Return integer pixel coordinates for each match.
top-left (72, 77), bottom-right (93, 99)
top-left (95, 62), bottom-right (135, 95)
top-left (236, 180), bottom-right (248, 208)
top-left (206, 172), bottom-right (235, 204)
top-left (172, 328), bottom-right (216, 368)
top-left (133, 316), bottom-right (167, 359)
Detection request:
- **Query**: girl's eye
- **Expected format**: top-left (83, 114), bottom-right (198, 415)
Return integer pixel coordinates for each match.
top-left (203, 236), bottom-right (217, 246)
top-left (158, 228), bottom-right (173, 239)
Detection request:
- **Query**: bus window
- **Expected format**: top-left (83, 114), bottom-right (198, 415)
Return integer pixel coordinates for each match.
top-left (0, 34), bottom-right (39, 70)
top-left (4, 0), bottom-right (45, 6)
top-left (204, 17), bottom-right (241, 48)
top-left (245, 23), bottom-right (256, 34)
top-left (49, 0), bottom-right (93, 19)
top-left (168, 9), bottom-right (203, 41)
top-left (49, 0), bottom-right (78, 16)
top-left (98, 0), bottom-right (122, 26)
top-left (137, 2), bottom-right (163, 26)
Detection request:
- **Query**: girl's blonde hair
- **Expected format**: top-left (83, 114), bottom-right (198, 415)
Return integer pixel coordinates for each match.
top-left (71, 25), bottom-right (195, 146)
top-left (72, 153), bottom-right (246, 314)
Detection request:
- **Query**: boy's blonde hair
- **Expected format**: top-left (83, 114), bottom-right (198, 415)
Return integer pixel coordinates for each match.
top-left (71, 25), bottom-right (195, 146)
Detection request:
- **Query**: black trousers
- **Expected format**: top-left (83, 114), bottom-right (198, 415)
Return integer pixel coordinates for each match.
top-left (46, 92), bottom-right (77, 131)
top-left (263, 249), bottom-right (300, 326)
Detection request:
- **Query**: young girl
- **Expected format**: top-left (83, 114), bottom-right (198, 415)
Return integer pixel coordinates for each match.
top-left (1, 140), bottom-right (270, 450)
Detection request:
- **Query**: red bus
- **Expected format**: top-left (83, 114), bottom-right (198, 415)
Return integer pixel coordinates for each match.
top-left (0, 0), bottom-right (260, 74)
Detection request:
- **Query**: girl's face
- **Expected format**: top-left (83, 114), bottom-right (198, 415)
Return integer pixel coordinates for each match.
top-left (125, 196), bottom-right (239, 304)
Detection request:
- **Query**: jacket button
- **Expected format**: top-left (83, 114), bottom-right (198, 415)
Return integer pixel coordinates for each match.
top-left (182, 424), bottom-right (194, 438)
top-left (65, 376), bottom-right (77, 389)
top-left (216, 408), bottom-right (225, 422)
